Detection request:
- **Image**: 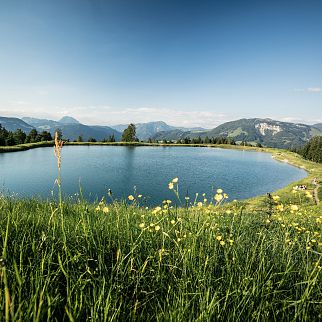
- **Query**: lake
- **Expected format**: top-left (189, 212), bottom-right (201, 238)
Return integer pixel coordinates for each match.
top-left (0, 146), bottom-right (307, 205)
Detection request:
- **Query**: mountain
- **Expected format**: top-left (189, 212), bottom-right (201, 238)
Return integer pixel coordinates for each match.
top-left (58, 116), bottom-right (80, 124)
top-left (153, 118), bottom-right (322, 149)
top-left (313, 123), bottom-right (322, 131)
top-left (22, 117), bottom-right (59, 130)
top-left (110, 121), bottom-right (207, 140)
top-left (0, 116), bottom-right (34, 133)
top-left (22, 116), bottom-right (121, 141)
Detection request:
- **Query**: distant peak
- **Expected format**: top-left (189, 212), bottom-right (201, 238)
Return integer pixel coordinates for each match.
top-left (58, 116), bottom-right (80, 124)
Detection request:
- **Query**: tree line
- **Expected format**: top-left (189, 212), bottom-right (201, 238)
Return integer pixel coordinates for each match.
top-left (295, 136), bottom-right (322, 163)
top-left (147, 136), bottom-right (237, 145)
top-left (0, 125), bottom-right (52, 146)
top-left (0, 122), bottom-right (258, 147)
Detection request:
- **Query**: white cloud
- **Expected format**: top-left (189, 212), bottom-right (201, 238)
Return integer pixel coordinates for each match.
top-left (293, 87), bottom-right (321, 93)
top-left (54, 106), bottom-right (231, 129)
top-left (0, 104), bottom-right (232, 128)
top-left (307, 87), bottom-right (321, 93)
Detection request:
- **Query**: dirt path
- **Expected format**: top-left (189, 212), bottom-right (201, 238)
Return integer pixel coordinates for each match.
top-left (312, 180), bottom-right (320, 205)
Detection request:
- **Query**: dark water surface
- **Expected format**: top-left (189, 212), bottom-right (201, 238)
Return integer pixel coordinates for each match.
top-left (0, 146), bottom-right (307, 205)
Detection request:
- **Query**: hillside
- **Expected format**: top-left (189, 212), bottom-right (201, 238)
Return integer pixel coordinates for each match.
top-left (111, 121), bottom-right (207, 140)
top-left (153, 118), bottom-right (322, 149)
top-left (0, 116), bottom-right (34, 133)
top-left (22, 117), bottom-right (121, 141)
top-left (313, 123), bottom-right (322, 131)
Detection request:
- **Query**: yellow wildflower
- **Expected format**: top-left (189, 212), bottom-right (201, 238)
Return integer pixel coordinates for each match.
top-left (102, 206), bottom-right (109, 213)
top-left (290, 205), bottom-right (299, 211)
top-left (155, 225), bottom-right (161, 231)
top-left (217, 188), bottom-right (223, 194)
top-left (220, 240), bottom-right (225, 246)
top-left (139, 223), bottom-right (145, 228)
top-left (214, 194), bottom-right (223, 202)
top-left (138, 194), bottom-right (142, 198)
top-left (172, 177), bottom-right (179, 183)
top-left (216, 235), bottom-right (222, 241)
top-left (128, 195), bottom-right (134, 201)
top-left (272, 195), bottom-right (280, 201)
top-left (168, 182), bottom-right (174, 190)
top-left (276, 204), bottom-right (284, 212)
top-left (197, 202), bottom-right (203, 207)
top-left (170, 220), bottom-right (176, 225)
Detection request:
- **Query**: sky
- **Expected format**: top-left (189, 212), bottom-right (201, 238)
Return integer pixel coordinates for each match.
top-left (0, 0), bottom-right (321, 128)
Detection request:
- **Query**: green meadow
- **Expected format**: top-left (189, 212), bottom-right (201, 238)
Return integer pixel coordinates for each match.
top-left (0, 143), bottom-right (322, 321)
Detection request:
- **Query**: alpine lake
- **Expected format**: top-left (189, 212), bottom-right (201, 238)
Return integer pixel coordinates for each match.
top-left (0, 145), bottom-right (307, 205)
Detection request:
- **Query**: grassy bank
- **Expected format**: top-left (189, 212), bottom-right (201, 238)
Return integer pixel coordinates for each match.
top-left (0, 141), bottom-right (54, 153)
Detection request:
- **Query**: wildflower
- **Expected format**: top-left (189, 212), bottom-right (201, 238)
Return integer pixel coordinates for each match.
top-left (139, 223), bottom-right (145, 228)
top-left (305, 192), bottom-right (313, 199)
top-left (216, 235), bottom-right (222, 241)
top-left (272, 195), bottom-right (280, 201)
top-left (214, 194), bottom-right (223, 202)
top-left (203, 198), bottom-right (207, 203)
top-left (228, 239), bottom-right (234, 245)
top-left (197, 202), bottom-right (203, 207)
top-left (152, 206), bottom-right (162, 215)
top-left (290, 205), bottom-right (299, 212)
top-left (220, 240), bottom-right (225, 246)
top-left (128, 195), bottom-right (134, 201)
top-left (217, 188), bottom-right (223, 194)
top-left (276, 204), bottom-right (284, 212)
top-left (170, 220), bottom-right (176, 225)
top-left (185, 196), bottom-right (190, 200)
top-left (172, 177), bottom-right (179, 183)
top-left (168, 182), bottom-right (174, 190)
top-left (102, 206), bottom-right (109, 213)
top-left (138, 194), bottom-right (142, 198)
top-left (95, 206), bottom-right (100, 211)
top-left (223, 193), bottom-right (228, 199)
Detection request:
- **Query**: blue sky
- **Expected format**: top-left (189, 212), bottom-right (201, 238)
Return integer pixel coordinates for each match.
top-left (0, 0), bottom-right (321, 127)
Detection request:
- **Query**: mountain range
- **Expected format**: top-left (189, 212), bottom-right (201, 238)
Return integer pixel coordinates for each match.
top-left (21, 116), bottom-right (121, 141)
top-left (110, 121), bottom-right (206, 141)
top-left (1, 115), bottom-right (322, 148)
top-left (152, 118), bottom-right (322, 149)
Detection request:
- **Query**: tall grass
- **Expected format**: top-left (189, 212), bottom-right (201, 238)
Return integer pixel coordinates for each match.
top-left (0, 194), bottom-right (321, 321)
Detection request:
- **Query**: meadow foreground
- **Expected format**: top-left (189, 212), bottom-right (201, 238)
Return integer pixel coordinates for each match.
top-left (0, 179), bottom-right (322, 321)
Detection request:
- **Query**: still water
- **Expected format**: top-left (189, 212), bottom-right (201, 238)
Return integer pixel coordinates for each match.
top-left (0, 146), bottom-right (307, 205)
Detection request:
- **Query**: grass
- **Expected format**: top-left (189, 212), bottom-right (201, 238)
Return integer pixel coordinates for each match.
top-left (0, 143), bottom-right (322, 321)
top-left (0, 141), bottom-right (54, 153)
